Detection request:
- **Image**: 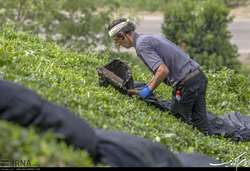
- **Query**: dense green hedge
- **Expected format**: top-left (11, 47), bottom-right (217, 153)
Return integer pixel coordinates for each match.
top-left (162, 0), bottom-right (241, 71)
top-left (0, 120), bottom-right (93, 167)
top-left (0, 27), bottom-right (250, 166)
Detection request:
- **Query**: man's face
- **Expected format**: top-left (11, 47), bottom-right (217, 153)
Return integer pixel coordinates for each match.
top-left (113, 33), bottom-right (132, 49)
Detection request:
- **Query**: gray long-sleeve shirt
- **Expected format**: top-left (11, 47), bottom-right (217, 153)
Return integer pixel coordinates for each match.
top-left (133, 32), bottom-right (199, 86)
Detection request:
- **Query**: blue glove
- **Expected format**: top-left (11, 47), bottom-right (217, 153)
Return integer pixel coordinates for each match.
top-left (138, 85), bottom-right (152, 98)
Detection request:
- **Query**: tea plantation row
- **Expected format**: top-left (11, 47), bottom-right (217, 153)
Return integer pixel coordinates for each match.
top-left (0, 28), bottom-right (249, 166)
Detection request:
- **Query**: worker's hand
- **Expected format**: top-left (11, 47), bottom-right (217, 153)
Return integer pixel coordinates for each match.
top-left (138, 85), bottom-right (152, 98)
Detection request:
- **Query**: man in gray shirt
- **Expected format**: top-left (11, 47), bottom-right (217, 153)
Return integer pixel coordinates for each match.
top-left (108, 18), bottom-right (211, 135)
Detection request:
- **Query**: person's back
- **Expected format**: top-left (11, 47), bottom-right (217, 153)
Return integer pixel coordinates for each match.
top-left (135, 34), bottom-right (199, 86)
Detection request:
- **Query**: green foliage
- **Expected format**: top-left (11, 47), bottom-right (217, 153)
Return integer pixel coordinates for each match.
top-left (241, 63), bottom-right (250, 79)
top-left (0, 28), bottom-right (250, 166)
top-left (206, 68), bottom-right (250, 115)
top-left (115, 0), bottom-right (170, 12)
top-left (86, 0), bottom-right (170, 12)
top-left (162, 0), bottom-right (241, 71)
top-left (0, 120), bottom-right (93, 167)
top-left (0, 0), bottom-right (117, 51)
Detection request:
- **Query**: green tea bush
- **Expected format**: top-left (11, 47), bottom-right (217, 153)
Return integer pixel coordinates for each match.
top-left (0, 121), bottom-right (93, 167)
top-left (0, 27), bottom-right (250, 166)
top-left (162, 0), bottom-right (241, 71)
top-left (207, 68), bottom-right (250, 115)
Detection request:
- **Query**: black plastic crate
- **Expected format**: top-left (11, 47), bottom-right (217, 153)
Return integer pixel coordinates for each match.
top-left (97, 59), bottom-right (134, 94)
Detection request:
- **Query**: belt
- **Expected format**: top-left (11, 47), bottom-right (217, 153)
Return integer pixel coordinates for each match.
top-left (180, 68), bottom-right (201, 84)
top-left (173, 68), bottom-right (201, 87)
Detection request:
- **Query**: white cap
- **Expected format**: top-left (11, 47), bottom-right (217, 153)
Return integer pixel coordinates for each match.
top-left (108, 19), bottom-right (129, 37)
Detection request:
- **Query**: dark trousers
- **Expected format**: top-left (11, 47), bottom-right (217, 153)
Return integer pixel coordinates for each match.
top-left (171, 71), bottom-right (211, 135)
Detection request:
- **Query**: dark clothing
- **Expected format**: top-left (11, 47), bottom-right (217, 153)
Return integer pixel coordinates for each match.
top-left (170, 71), bottom-right (211, 134)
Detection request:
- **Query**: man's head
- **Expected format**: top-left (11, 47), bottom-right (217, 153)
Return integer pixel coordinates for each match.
top-left (108, 18), bottom-right (136, 49)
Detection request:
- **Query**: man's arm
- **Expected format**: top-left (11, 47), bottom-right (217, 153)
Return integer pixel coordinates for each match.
top-left (128, 64), bottom-right (169, 97)
top-left (148, 64), bottom-right (169, 90)
top-left (130, 39), bottom-right (169, 98)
